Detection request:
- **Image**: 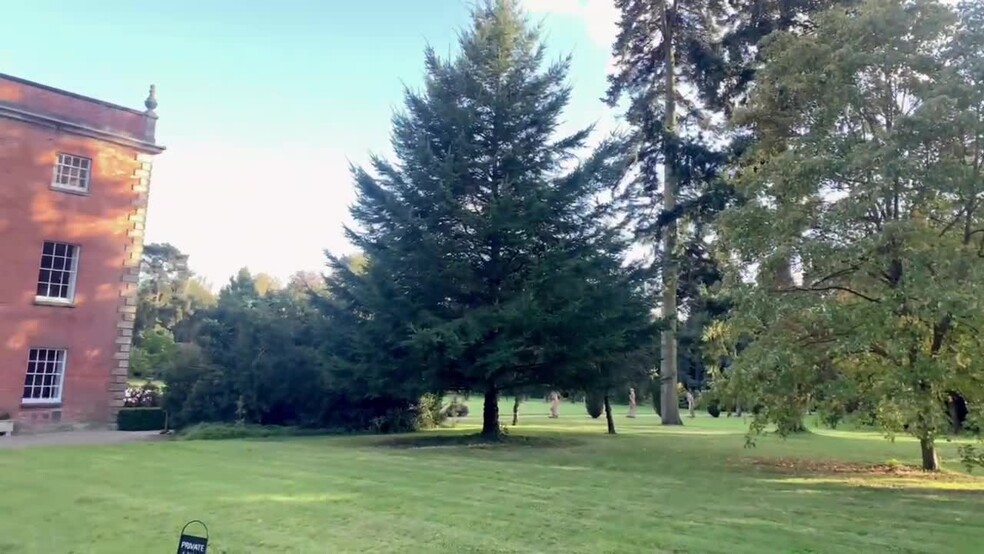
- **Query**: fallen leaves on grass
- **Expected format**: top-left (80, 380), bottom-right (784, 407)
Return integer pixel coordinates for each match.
top-left (742, 457), bottom-right (984, 492)
top-left (747, 457), bottom-right (936, 476)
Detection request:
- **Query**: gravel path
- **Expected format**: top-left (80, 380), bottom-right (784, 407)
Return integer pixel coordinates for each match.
top-left (0, 430), bottom-right (166, 449)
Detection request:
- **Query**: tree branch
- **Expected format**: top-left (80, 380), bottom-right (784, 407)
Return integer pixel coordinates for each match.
top-left (773, 285), bottom-right (881, 303)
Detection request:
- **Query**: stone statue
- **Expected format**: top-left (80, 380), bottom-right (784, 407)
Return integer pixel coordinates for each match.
top-left (549, 391), bottom-right (560, 418)
top-left (627, 387), bottom-right (637, 418)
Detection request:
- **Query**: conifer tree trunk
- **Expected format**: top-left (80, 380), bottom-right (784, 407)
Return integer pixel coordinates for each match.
top-left (604, 394), bottom-right (617, 435)
top-left (482, 383), bottom-right (500, 439)
top-left (659, 0), bottom-right (683, 425)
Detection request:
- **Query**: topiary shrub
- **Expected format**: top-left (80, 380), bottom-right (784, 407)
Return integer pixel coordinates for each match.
top-left (584, 391), bottom-right (604, 419)
top-left (707, 400), bottom-right (721, 418)
top-left (117, 407), bottom-right (166, 431)
top-left (443, 398), bottom-right (469, 418)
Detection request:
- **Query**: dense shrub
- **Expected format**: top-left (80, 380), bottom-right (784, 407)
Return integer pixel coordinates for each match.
top-left (117, 407), bottom-right (166, 431)
top-left (163, 273), bottom-right (426, 434)
top-left (443, 398), bottom-right (469, 418)
top-left (707, 400), bottom-right (721, 418)
top-left (416, 393), bottom-right (445, 429)
top-left (129, 326), bottom-right (179, 380)
top-left (584, 391), bottom-right (604, 419)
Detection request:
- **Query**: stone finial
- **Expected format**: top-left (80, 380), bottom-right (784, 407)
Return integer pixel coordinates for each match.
top-left (144, 85), bottom-right (158, 114)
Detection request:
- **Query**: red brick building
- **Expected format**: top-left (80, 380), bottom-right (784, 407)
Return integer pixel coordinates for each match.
top-left (0, 74), bottom-right (164, 428)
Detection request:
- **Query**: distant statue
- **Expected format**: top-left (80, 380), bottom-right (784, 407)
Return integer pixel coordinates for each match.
top-left (627, 387), bottom-right (637, 418)
top-left (686, 390), bottom-right (696, 418)
top-left (549, 391), bottom-right (560, 418)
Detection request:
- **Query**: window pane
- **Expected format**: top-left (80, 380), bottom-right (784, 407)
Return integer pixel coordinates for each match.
top-left (23, 349), bottom-right (65, 402)
top-left (43, 242), bottom-right (54, 255)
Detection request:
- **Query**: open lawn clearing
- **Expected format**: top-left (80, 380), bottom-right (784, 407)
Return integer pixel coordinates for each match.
top-left (0, 406), bottom-right (981, 553)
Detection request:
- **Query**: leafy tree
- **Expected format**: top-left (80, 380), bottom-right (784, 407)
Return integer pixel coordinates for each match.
top-left (129, 326), bottom-right (179, 380)
top-left (715, 0), bottom-right (984, 470)
top-left (328, 0), bottom-right (648, 438)
top-left (135, 243), bottom-right (215, 344)
top-left (134, 243), bottom-right (191, 338)
top-left (253, 272), bottom-right (282, 296)
top-left (286, 270), bottom-right (326, 296)
top-left (711, 0), bottom-right (854, 113)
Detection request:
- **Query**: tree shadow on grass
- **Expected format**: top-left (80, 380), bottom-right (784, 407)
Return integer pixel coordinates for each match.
top-left (375, 433), bottom-right (582, 450)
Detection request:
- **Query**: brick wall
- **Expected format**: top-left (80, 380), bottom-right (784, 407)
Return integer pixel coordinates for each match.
top-left (0, 75), bottom-right (162, 428)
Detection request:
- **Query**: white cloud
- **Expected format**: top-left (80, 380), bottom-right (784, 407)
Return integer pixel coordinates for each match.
top-left (523, 0), bottom-right (619, 48)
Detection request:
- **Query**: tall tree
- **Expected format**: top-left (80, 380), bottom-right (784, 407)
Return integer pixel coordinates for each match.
top-left (328, 0), bottom-right (647, 438)
top-left (135, 243), bottom-right (192, 339)
top-left (608, 0), bottom-right (727, 424)
top-left (716, 0), bottom-right (984, 470)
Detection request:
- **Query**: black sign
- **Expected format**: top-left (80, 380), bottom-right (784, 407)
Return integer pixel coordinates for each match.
top-left (177, 521), bottom-right (209, 554)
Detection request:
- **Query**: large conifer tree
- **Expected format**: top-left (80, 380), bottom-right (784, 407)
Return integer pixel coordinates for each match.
top-left (328, 0), bottom-right (652, 438)
top-left (607, 0), bottom-right (727, 424)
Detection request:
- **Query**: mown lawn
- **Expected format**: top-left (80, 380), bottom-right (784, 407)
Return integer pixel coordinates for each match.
top-left (0, 401), bottom-right (982, 553)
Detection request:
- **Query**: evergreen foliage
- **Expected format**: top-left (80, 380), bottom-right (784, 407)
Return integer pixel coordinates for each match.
top-left (326, 0), bottom-right (654, 438)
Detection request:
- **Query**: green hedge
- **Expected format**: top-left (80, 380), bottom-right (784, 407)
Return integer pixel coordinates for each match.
top-left (117, 407), bottom-right (166, 431)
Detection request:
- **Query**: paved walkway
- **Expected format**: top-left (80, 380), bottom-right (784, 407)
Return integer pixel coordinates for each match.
top-left (0, 430), bottom-right (165, 449)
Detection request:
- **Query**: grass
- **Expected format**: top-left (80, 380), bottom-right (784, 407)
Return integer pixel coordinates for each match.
top-left (1, 400), bottom-right (982, 553)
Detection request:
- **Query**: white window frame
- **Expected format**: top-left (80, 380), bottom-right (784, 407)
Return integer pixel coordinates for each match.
top-left (22, 348), bottom-right (67, 405)
top-left (35, 241), bottom-right (80, 305)
top-left (51, 153), bottom-right (92, 194)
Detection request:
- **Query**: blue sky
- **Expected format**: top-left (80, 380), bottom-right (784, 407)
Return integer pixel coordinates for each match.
top-left (1, 0), bottom-right (619, 287)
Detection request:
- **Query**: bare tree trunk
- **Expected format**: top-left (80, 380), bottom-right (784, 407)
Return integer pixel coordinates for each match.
top-left (604, 394), bottom-right (616, 435)
top-left (481, 383), bottom-right (500, 439)
top-left (658, 0), bottom-right (683, 426)
top-left (920, 437), bottom-right (940, 471)
top-left (512, 396), bottom-right (520, 426)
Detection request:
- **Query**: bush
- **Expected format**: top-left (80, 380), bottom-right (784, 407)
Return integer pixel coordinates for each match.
top-left (117, 407), bottom-right (166, 431)
top-left (368, 408), bottom-right (421, 434)
top-left (443, 398), bottom-right (469, 418)
top-left (707, 400), bottom-right (721, 418)
top-left (416, 393), bottom-right (445, 429)
top-left (584, 391), bottom-right (604, 419)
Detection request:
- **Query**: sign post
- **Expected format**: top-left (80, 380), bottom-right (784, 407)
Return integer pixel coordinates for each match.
top-left (176, 520), bottom-right (209, 554)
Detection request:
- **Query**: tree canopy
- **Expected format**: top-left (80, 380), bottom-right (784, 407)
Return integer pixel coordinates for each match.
top-left (712, 0), bottom-right (984, 470)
